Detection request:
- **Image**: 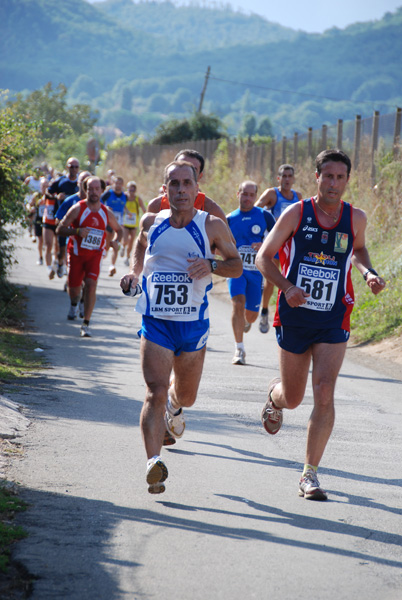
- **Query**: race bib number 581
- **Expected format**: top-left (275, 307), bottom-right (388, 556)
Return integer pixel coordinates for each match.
top-left (296, 263), bottom-right (339, 311)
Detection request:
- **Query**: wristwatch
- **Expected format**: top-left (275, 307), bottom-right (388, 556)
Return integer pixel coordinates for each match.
top-left (209, 259), bottom-right (218, 273)
top-left (363, 268), bottom-right (378, 281)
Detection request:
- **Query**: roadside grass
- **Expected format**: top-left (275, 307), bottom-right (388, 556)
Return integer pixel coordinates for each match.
top-left (0, 281), bottom-right (44, 585)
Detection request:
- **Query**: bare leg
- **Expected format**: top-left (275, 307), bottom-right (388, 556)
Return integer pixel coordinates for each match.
top-left (83, 278), bottom-right (97, 322)
top-left (306, 342), bottom-right (347, 466)
top-left (231, 295), bottom-right (246, 343)
top-left (170, 346), bottom-right (207, 410)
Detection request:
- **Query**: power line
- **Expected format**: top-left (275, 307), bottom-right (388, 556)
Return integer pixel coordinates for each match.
top-left (209, 74), bottom-right (399, 108)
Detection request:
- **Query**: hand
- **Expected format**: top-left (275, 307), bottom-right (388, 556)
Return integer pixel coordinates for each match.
top-left (187, 257), bottom-right (211, 280)
top-left (78, 227), bottom-right (90, 238)
top-left (284, 286), bottom-right (309, 308)
top-left (366, 274), bottom-right (386, 295)
top-left (120, 273), bottom-right (137, 293)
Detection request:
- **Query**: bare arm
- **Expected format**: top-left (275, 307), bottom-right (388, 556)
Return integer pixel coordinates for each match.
top-left (351, 208), bottom-right (386, 295)
top-left (138, 195), bottom-right (147, 214)
top-left (120, 212), bottom-right (156, 291)
top-left (256, 204), bottom-right (309, 308)
top-left (187, 215), bottom-right (242, 281)
top-left (146, 195), bottom-right (163, 214)
top-left (55, 204), bottom-right (82, 237)
top-left (255, 187), bottom-right (277, 209)
top-left (106, 208), bottom-right (123, 246)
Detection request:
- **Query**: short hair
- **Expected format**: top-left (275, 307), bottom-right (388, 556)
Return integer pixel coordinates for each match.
top-left (278, 164), bottom-right (295, 176)
top-left (78, 170), bottom-right (91, 184)
top-left (174, 149), bottom-right (205, 174)
top-left (113, 176), bottom-right (124, 184)
top-left (238, 180), bottom-right (258, 194)
top-left (316, 149), bottom-right (352, 177)
top-left (83, 176), bottom-right (101, 192)
top-left (163, 160), bottom-right (197, 184)
top-left (127, 180), bottom-right (137, 189)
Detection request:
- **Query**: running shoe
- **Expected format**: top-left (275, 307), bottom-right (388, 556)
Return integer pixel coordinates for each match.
top-left (37, 257), bottom-right (43, 265)
top-left (298, 469), bottom-right (328, 501)
top-left (124, 257), bottom-right (130, 267)
top-left (48, 266), bottom-right (56, 280)
top-left (163, 429), bottom-right (176, 446)
top-left (165, 407), bottom-right (185, 439)
top-left (261, 377), bottom-right (282, 434)
top-left (232, 348), bottom-right (246, 365)
top-left (80, 324), bottom-right (92, 338)
top-left (79, 299), bottom-right (85, 319)
top-left (146, 457), bottom-right (168, 494)
top-left (67, 305), bottom-right (78, 320)
top-left (109, 265), bottom-right (116, 277)
top-left (120, 245), bottom-right (125, 257)
top-left (244, 321), bottom-right (252, 333)
top-left (259, 313), bottom-right (270, 334)
top-left (57, 263), bottom-right (64, 278)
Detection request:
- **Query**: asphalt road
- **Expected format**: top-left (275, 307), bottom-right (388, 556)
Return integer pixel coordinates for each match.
top-left (5, 231), bottom-right (402, 600)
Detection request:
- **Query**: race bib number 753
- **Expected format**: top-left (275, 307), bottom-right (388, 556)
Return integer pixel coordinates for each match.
top-left (296, 263), bottom-right (339, 311)
top-left (148, 272), bottom-right (194, 316)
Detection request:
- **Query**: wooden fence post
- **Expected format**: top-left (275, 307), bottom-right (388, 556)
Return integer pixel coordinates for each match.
top-left (337, 119), bottom-right (343, 149)
top-left (293, 132), bottom-right (298, 165)
top-left (281, 136), bottom-right (287, 164)
top-left (270, 139), bottom-right (276, 178)
top-left (393, 107), bottom-right (402, 158)
top-left (353, 115), bottom-right (361, 169)
top-left (321, 124), bottom-right (327, 151)
top-left (307, 127), bottom-right (313, 159)
top-left (371, 110), bottom-right (380, 182)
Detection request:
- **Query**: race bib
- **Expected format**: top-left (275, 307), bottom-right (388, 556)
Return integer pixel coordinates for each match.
top-left (80, 228), bottom-right (103, 251)
top-left (113, 210), bottom-right (123, 225)
top-left (238, 245), bottom-right (257, 271)
top-left (38, 204), bottom-right (46, 217)
top-left (123, 211), bottom-right (137, 227)
top-left (148, 272), bottom-right (194, 316)
top-left (296, 263), bottom-right (339, 311)
top-left (45, 205), bottom-right (54, 220)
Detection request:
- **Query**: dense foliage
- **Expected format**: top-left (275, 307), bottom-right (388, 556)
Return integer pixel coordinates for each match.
top-left (1, 0), bottom-right (402, 138)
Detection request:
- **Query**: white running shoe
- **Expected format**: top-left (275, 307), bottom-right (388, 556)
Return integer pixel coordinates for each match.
top-left (165, 407), bottom-right (185, 439)
top-left (67, 305), bottom-right (78, 320)
top-left (232, 348), bottom-right (246, 365)
top-left (298, 470), bottom-right (328, 501)
top-left (80, 324), bottom-right (92, 338)
top-left (120, 245), bottom-right (125, 257)
top-left (109, 265), bottom-right (116, 277)
top-left (146, 457), bottom-right (168, 494)
top-left (48, 265), bottom-right (56, 280)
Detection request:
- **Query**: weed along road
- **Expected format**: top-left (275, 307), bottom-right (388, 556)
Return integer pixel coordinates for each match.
top-left (5, 231), bottom-right (402, 600)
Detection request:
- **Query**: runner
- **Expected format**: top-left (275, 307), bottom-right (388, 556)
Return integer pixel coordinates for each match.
top-left (28, 177), bottom-right (48, 265)
top-left (226, 181), bottom-right (275, 365)
top-left (255, 164), bottom-right (302, 333)
top-left (256, 149), bottom-right (386, 501)
top-left (101, 176), bottom-right (127, 276)
top-left (120, 160), bottom-right (241, 494)
top-left (147, 148), bottom-right (229, 226)
top-left (47, 157), bottom-right (80, 278)
top-left (121, 181), bottom-right (146, 266)
top-left (56, 176), bottom-right (123, 337)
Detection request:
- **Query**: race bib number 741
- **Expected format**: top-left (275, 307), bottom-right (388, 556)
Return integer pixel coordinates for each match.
top-left (296, 263), bottom-right (339, 311)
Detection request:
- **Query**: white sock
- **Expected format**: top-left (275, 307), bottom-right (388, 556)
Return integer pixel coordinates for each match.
top-left (167, 394), bottom-right (181, 415)
top-left (236, 342), bottom-right (245, 351)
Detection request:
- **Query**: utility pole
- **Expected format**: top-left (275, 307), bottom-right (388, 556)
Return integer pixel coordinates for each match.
top-left (198, 66), bottom-right (211, 113)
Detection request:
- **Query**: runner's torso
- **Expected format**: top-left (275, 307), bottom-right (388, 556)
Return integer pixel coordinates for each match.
top-left (227, 206), bottom-right (275, 273)
top-left (67, 200), bottom-right (109, 257)
top-left (136, 209), bottom-right (213, 321)
top-left (271, 188), bottom-right (299, 221)
top-left (274, 198), bottom-right (355, 330)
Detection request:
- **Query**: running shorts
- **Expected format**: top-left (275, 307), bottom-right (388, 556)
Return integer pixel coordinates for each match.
top-left (140, 315), bottom-right (209, 356)
top-left (227, 271), bottom-right (263, 313)
top-left (275, 325), bottom-right (350, 354)
top-left (67, 252), bottom-right (103, 288)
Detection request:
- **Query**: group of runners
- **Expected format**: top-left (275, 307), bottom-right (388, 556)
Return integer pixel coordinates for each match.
top-left (25, 146), bottom-right (386, 501)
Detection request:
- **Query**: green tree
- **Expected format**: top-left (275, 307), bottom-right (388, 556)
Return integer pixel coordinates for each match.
top-left (152, 112), bottom-right (224, 144)
top-left (0, 95), bottom-right (44, 291)
top-left (241, 114), bottom-right (257, 137)
top-left (257, 116), bottom-right (274, 137)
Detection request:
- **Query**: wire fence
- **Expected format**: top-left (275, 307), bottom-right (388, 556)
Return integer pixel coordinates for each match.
top-left (107, 108), bottom-right (402, 181)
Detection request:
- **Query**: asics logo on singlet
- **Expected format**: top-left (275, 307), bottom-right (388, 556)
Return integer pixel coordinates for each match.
top-left (303, 225), bottom-right (318, 232)
top-left (242, 217), bottom-right (251, 221)
top-left (151, 272), bottom-right (191, 283)
top-left (299, 265), bottom-right (338, 281)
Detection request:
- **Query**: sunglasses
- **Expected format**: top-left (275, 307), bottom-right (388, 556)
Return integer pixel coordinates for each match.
top-left (68, 165), bottom-right (79, 169)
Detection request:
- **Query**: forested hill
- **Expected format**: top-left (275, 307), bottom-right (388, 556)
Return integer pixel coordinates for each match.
top-left (1, 0), bottom-right (402, 137)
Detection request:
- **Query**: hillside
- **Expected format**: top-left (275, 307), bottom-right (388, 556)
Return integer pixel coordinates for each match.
top-left (1, 0), bottom-right (402, 137)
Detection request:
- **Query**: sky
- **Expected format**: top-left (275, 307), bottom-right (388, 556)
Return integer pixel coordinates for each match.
top-left (90, 0), bottom-right (402, 33)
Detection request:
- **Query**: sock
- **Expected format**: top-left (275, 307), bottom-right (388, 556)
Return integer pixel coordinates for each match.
top-left (261, 307), bottom-right (268, 315)
top-left (83, 319), bottom-right (90, 326)
top-left (148, 455), bottom-right (161, 466)
top-left (303, 464), bottom-right (318, 476)
top-left (236, 342), bottom-right (245, 351)
top-left (167, 394), bottom-right (181, 416)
